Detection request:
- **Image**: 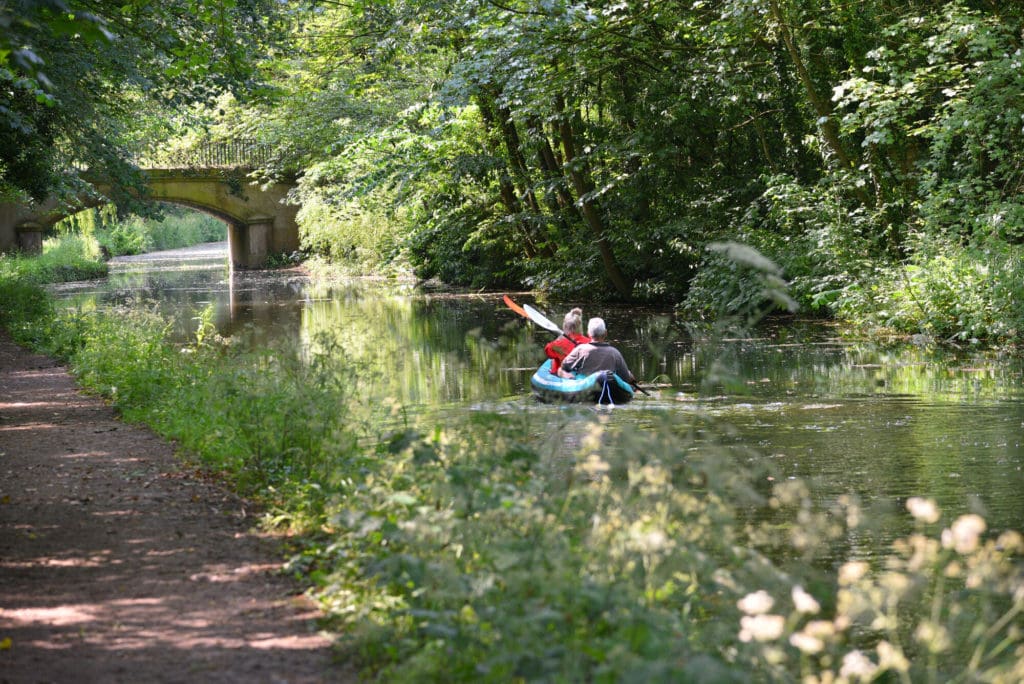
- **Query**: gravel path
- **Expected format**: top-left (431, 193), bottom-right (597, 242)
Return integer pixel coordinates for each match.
top-left (0, 331), bottom-right (350, 683)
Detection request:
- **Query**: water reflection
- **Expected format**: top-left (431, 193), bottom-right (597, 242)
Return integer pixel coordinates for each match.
top-left (50, 243), bottom-right (1024, 547)
top-left (54, 242), bottom-right (310, 348)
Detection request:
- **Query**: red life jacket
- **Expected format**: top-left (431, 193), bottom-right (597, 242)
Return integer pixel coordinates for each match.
top-left (545, 333), bottom-right (590, 373)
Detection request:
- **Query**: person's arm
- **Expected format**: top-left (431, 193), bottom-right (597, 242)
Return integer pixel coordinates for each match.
top-left (614, 350), bottom-right (636, 384)
top-left (558, 348), bottom-right (580, 378)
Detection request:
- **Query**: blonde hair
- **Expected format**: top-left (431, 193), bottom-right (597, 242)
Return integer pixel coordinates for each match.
top-left (562, 307), bottom-right (583, 334)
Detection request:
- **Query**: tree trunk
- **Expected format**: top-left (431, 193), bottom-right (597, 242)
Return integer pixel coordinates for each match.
top-left (477, 97), bottom-right (542, 257)
top-left (767, 0), bottom-right (876, 206)
top-left (555, 97), bottom-right (633, 298)
top-left (615, 66), bottom-right (652, 226)
top-left (530, 116), bottom-right (577, 214)
top-left (495, 105), bottom-right (541, 215)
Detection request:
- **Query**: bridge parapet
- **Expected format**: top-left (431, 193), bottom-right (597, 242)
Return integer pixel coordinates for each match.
top-left (140, 139), bottom-right (273, 170)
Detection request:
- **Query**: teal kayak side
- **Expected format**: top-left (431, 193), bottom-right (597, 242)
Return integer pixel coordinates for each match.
top-left (530, 359), bottom-right (634, 405)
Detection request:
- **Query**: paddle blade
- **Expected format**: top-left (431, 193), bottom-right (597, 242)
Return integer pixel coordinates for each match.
top-left (522, 304), bottom-right (562, 333)
top-left (503, 294), bottom-right (528, 319)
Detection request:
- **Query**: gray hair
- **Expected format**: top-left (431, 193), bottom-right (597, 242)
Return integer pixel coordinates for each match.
top-left (587, 317), bottom-right (607, 338)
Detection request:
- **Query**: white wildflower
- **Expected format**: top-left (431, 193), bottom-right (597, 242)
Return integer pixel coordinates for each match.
top-left (633, 526), bottom-right (669, 553)
top-left (739, 614), bottom-right (785, 642)
top-left (876, 640), bottom-right (910, 672)
top-left (996, 530), bottom-right (1022, 553)
top-left (737, 590), bottom-right (775, 615)
top-left (789, 631), bottom-right (823, 654)
top-left (838, 561), bottom-right (870, 585)
top-left (840, 650), bottom-right (878, 680)
top-left (792, 585), bottom-right (821, 614)
top-left (941, 514), bottom-right (986, 554)
top-left (580, 454), bottom-right (610, 477)
top-left (915, 621), bottom-right (951, 653)
top-left (906, 497), bottom-right (940, 523)
top-left (805, 620), bottom-right (836, 639)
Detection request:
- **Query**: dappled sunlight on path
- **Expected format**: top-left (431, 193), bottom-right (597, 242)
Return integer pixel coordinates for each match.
top-left (0, 332), bottom-right (352, 683)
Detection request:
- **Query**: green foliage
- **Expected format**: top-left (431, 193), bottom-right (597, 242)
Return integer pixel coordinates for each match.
top-left (2, 272), bottom-right (1021, 681)
top-left (8, 0), bottom-right (1024, 337)
top-left (827, 237), bottom-right (1024, 342)
top-left (0, 271), bottom-right (54, 341)
top-left (52, 204), bottom-right (120, 238)
top-left (297, 194), bottom-right (406, 274)
top-left (97, 219), bottom-right (151, 256)
top-left (0, 235), bottom-right (107, 295)
top-left (213, 0), bottom-right (1024, 332)
top-left (2, 279), bottom-right (371, 499)
top-left (0, 0), bottom-right (283, 202)
top-left (733, 494), bottom-right (1024, 683)
top-left (50, 204), bottom-right (226, 257)
top-left (679, 240), bottom-right (800, 340)
top-left (94, 207), bottom-right (227, 256)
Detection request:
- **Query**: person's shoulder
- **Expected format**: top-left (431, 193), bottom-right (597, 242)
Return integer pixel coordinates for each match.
top-left (565, 342), bottom-right (591, 357)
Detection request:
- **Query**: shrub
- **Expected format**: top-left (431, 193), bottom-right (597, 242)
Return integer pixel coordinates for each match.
top-left (0, 235), bottom-right (107, 287)
top-left (95, 206), bottom-right (227, 256)
top-left (826, 235), bottom-right (1024, 342)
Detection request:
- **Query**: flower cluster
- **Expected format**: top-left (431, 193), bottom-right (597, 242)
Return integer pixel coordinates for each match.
top-left (736, 497), bottom-right (1024, 683)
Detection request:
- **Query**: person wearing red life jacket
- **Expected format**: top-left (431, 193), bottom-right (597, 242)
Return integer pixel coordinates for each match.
top-left (544, 307), bottom-right (590, 374)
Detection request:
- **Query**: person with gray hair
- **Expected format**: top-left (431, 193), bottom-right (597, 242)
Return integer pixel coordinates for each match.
top-left (557, 317), bottom-right (636, 385)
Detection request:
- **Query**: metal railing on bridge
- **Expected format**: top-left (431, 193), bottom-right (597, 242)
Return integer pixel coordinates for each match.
top-left (143, 139), bottom-right (273, 169)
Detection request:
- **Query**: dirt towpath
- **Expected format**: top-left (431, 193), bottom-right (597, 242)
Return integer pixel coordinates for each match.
top-left (0, 332), bottom-right (350, 683)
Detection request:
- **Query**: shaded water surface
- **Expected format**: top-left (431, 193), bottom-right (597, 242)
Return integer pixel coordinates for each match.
top-left (54, 244), bottom-right (1024, 548)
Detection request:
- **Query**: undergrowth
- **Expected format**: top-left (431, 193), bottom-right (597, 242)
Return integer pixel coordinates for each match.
top-left (1, 265), bottom-right (1020, 682)
top-left (0, 235), bottom-right (107, 286)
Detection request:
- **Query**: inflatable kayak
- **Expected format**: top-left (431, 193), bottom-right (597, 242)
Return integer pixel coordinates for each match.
top-left (530, 359), bottom-right (635, 405)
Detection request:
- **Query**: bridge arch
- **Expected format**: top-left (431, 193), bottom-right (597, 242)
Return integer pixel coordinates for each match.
top-left (142, 170), bottom-right (300, 269)
top-left (1, 165), bottom-right (300, 269)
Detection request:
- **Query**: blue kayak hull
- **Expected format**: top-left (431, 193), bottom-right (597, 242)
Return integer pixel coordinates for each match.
top-left (530, 359), bottom-right (634, 405)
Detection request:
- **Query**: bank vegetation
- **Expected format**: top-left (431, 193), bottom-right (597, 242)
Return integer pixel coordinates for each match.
top-left (2, 261), bottom-right (1022, 682)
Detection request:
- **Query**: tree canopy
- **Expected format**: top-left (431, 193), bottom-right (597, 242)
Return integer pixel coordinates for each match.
top-left (0, 0), bottom-right (279, 202)
top-left (217, 1), bottom-right (1023, 312)
top-left (6, 0), bottom-right (1024, 335)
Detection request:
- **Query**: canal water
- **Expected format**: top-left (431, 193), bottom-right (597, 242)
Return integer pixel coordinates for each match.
top-left (53, 243), bottom-right (1024, 549)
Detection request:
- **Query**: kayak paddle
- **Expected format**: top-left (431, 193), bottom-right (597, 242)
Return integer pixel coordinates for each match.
top-left (502, 294), bottom-right (529, 320)
top-left (503, 295), bottom-right (562, 334)
top-left (522, 303), bottom-right (562, 334)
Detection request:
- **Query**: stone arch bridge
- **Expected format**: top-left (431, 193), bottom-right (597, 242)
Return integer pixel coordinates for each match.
top-left (0, 143), bottom-right (300, 269)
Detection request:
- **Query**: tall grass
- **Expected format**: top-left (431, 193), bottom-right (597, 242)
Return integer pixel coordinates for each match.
top-left (0, 235), bottom-right (107, 286)
top-left (1, 269), bottom-right (1020, 682)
